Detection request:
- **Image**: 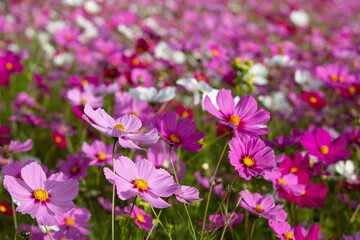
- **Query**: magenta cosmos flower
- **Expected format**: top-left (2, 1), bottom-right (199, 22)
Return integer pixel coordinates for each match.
top-left (301, 128), bottom-right (351, 165)
top-left (199, 211), bottom-right (243, 233)
top-left (269, 221), bottom-right (295, 240)
top-left (152, 112), bottom-right (205, 152)
top-left (3, 162), bottom-right (79, 225)
top-left (124, 204), bottom-right (153, 231)
top-left (228, 135), bottom-right (275, 180)
top-left (82, 104), bottom-right (159, 149)
top-left (0, 139), bottom-right (33, 154)
top-left (58, 207), bottom-right (93, 235)
top-left (239, 190), bottom-right (287, 221)
top-left (204, 88), bottom-right (270, 137)
top-left (104, 157), bottom-right (179, 208)
top-left (294, 224), bottom-right (320, 240)
top-left (82, 140), bottom-right (121, 166)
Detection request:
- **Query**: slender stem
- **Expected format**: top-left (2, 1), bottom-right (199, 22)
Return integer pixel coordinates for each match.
top-left (146, 208), bottom-right (163, 240)
top-left (111, 138), bottom-right (117, 240)
top-left (44, 226), bottom-right (53, 240)
top-left (11, 200), bottom-right (17, 233)
top-left (200, 139), bottom-right (229, 239)
top-left (249, 219), bottom-right (257, 240)
top-left (168, 147), bottom-right (197, 239)
top-left (122, 196), bottom-right (137, 240)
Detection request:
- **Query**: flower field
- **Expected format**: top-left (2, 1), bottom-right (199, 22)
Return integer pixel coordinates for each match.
top-left (0, 0), bottom-right (359, 239)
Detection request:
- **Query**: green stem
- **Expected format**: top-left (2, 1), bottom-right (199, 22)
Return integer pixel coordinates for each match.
top-left (146, 208), bottom-right (163, 240)
top-left (249, 219), bottom-right (257, 240)
top-left (200, 139), bottom-right (229, 239)
top-left (11, 200), bottom-right (17, 234)
top-left (122, 196), bottom-right (137, 240)
top-left (44, 226), bottom-right (53, 240)
top-left (111, 138), bottom-right (117, 240)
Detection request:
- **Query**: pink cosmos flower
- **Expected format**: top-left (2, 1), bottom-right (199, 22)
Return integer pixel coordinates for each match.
top-left (44, 227), bottom-right (86, 240)
top-left (67, 85), bottom-right (103, 108)
top-left (2, 160), bottom-right (47, 179)
top-left (82, 104), bottom-right (159, 149)
top-left (195, 171), bottom-right (226, 197)
top-left (269, 221), bottom-right (295, 240)
top-left (57, 152), bottom-right (89, 180)
top-left (198, 211), bottom-right (243, 233)
top-left (279, 152), bottom-right (313, 178)
top-left (175, 185), bottom-right (203, 205)
top-left (58, 207), bottom-right (93, 235)
top-left (131, 68), bottom-right (154, 87)
top-left (228, 135), bottom-right (275, 180)
top-left (82, 140), bottom-right (120, 166)
top-left (52, 131), bottom-right (67, 149)
top-left (316, 63), bottom-right (354, 88)
top-left (3, 162), bottom-right (79, 225)
top-left (264, 169), bottom-right (306, 196)
top-left (300, 91), bottom-right (327, 110)
top-left (0, 139), bottom-right (33, 154)
top-left (204, 89), bottom-right (270, 137)
top-left (97, 197), bottom-right (123, 216)
top-left (343, 231), bottom-right (360, 240)
top-left (124, 204), bottom-right (153, 231)
top-left (301, 128), bottom-right (351, 165)
top-left (294, 224), bottom-right (320, 240)
top-left (152, 112), bottom-right (205, 152)
top-left (239, 190), bottom-right (287, 222)
top-left (103, 157), bottom-right (179, 208)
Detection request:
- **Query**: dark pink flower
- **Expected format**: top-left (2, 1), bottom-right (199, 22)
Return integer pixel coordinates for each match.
top-left (58, 207), bottom-right (93, 235)
top-left (124, 204), bottom-right (153, 231)
top-left (0, 139), bottom-right (33, 154)
top-left (57, 152), bottom-right (88, 180)
top-left (198, 211), bottom-right (243, 233)
top-left (269, 221), bottom-right (295, 240)
top-left (294, 224), bottom-right (320, 240)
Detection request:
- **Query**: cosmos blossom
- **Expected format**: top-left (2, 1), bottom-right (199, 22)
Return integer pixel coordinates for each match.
top-left (152, 112), bottom-right (205, 152)
top-left (57, 207), bottom-right (93, 235)
top-left (103, 157), bottom-right (179, 208)
top-left (3, 162), bottom-right (79, 226)
top-left (301, 128), bottom-right (351, 165)
top-left (294, 224), bottom-right (320, 240)
top-left (0, 139), bottom-right (33, 154)
top-left (228, 135), bottom-right (275, 180)
top-left (204, 88), bottom-right (270, 137)
top-left (269, 221), bottom-right (295, 240)
top-left (239, 190), bottom-right (287, 222)
top-left (82, 104), bottom-right (159, 149)
top-left (124, 204), bottom-right (153, 231)
top-left (198, 211), bottom-right (244, 233)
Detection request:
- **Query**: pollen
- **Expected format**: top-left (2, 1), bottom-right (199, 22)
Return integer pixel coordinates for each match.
top-left (33, 189), bottom-right (49, 202)
top-left (228, 114), bottom-right (241, 126)
top-left (309, 96), bottom-right (317, 103)
top-left (97, 152), bottom-right (106, 161)
top-left (283, 232), bottom-right (294, 240)
top-left (71, 165), bottom-right (79, 174)
top-left (114, 124), bottom-right (125, 131)
top-left (320, 145), bottom-right (329, 155)
top-left (278, 178), bottom-right (286, 185)
top-left (65, 217), bottom-right (75, 226)
top-left (168, 134), bottom-right (181, 144)
top-left (5, 62), bottom-right (13, 70)
top-left (136, 214), bottom-right (145, 223)
top-left (134, 179), bottom-right (148, 191)
top-left (81, 99), bottom-right (88, 105)
top-left (289, 167), bottom-right (298, 173)
top-left (255, 204), bottom-right (263, 213)
top-left (242, 156), bottom-right (255, 167)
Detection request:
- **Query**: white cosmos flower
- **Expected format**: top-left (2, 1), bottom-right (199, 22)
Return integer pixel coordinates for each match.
top-left (84, 1), bottom-right (101, 14)
top-left (244, 63), bottom-right (268, 85)
top-left (129, 86), bottom-right (176, 103)
top-left (261, 91), bottom-right (293, 112)
top-left (63, 0), bottom-right (83, 6)
top-left (294, 70), bottom-right (322, 91)
top-left (265, 55), bottom-right (295, 67)
top-left (334, 160), bottom-right (356, 182)
top-left (290, 10), bottom-right (310, 27)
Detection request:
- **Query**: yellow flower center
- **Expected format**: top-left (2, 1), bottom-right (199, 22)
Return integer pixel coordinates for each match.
top-left (55, 136), bottom-right (62, 143)
top-left (320, 145), bottom-right (329, 155)
top-left (349, 86), bottom-right (356, 94)
top-left (130, 111), bottom-right (138, 117)
top-left (66, 34), bottom-right (72, 40)
top-left (339, 76), bottom-right (345, 82)
top-left (136, 214), bottom-right (145, 223)
top-left (168, 134), bottom-right (181, 144)
top-left (65, 217), bottom-right (75, 226)
top-left (330, 75), bottom-right (338, 82)
top-left (61, 238), bottom-right (67, 240)
top-left (5, 62), bottom-right (13, 70)
top-left (212, 49), bottom-right (219, 57)
top-left (134, 179), bottom-right (148, 191)
top-left (114, 124), bottom-right (125, 131)
top-left (33, 189), bottom-right (49, 202)
top-left (255, 205), bottom-right (263, 213)
top-left (242, 156), bottom-right (254, 167)
top-left (132, 58), bottom-right (140, 65)
top-left (182, 111), bottom-right (189, 118)
top-left (228, 114), bottom-right (241, 126)
top-left (309, 97), bottom-right (317, 103)
top-left (284, 232), bottom-right (294, 240)
top-left (81, 99), bottom-right (88, 105)
top-left (278, 178), bottom-right (286, 185)
top-left (0, 206), bottom-right (6, 212)
top-left (97, 152), bottom-right (106, 160)
top-left (71, 165), bottom-right (79, 174)
top-left (3, 145), bottom-right (9, 151)
top-left (81, 80), bottom-right (88, 86)
top-left (290, 167), bottom-right (298, 173)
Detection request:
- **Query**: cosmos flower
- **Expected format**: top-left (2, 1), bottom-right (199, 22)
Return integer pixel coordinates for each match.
top-left (3, 162), bottom-right (79, 225)
top-left (82, 104), bottom-right (159, 149)
top-left (204, 88), bottom-right (270, 137)
top-left (199, 211), bottom-right (243, 233)
top-left (228, 135), bottom-right (275, 180)
top-left (0, 139), bottom-right (33, 154)
top-left (82, 140), bottom-right (120, 166)
top-left (129, 86), bottom-right (176, 103)
top-left (294, 224), bottom-right (320, 240)
top-left (269, 221), bottom-right (295, 240)
top-left (301, 128), bottom-right (351, 165)
top-left (152, 112), bottom-right (205, 152)
top-left (0, 200), bottom-right (13, 216)
top-left (300, 91), bottom-right (327, 110)
top-left (57, 152), bottom-right (89, 180)
top-left (103, 157), bottom-right (179, 208)
top-left (239, 190), bottom-right (287, 222)
top-left (124, 204), bottom-right (153, 231)
top-left (57, 207), bottom-right (93, 235)
top-left (52, 131), bottom-right (67, 149)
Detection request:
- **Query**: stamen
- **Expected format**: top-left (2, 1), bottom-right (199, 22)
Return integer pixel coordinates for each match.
top-left (33, 189), bottom-right (49, 202)
top-left (242, 156), bottom-right (255, 167)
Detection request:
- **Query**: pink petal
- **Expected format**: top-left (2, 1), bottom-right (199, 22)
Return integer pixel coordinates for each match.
top-left (3, 176), bottom-right (33, 202)
top-left (21, 162), bottom-right (46, 190)
top-left (46, 178), bottom-right (79, 202)
top-left (216, 89), bottom-right (235, 118)
top-left (204, 96), bottom-right (226, 120)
